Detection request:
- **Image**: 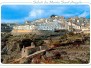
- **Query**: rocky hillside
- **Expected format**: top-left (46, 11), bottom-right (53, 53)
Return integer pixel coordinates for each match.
top-left (1, 32), bottom-right (90, 64)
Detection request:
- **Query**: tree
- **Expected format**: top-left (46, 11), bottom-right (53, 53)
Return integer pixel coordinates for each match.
top-left (50, 15), bottom-right (56, 18)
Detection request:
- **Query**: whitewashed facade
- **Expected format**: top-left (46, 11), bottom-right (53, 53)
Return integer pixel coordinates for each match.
top-left (13, 25), bottom-right (36, 30)
top-left (35, 19), bottom-right (67, 31)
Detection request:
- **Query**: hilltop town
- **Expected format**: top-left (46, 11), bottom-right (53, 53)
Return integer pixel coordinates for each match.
top-left (2, 15), bottom-right (90, 34)
top-left (1, 15), bottom-right (90, 64)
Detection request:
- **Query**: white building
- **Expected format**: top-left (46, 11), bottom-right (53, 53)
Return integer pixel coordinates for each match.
top-left (36, 19), bottom-right (67, 31)
top-left (12, 24), bottom-right (37, 34)
top-left (13, 25), bottom-right (36, 30)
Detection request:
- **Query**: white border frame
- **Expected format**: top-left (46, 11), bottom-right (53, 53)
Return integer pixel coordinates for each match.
top-left (0, 2), bottom-right (91, 66)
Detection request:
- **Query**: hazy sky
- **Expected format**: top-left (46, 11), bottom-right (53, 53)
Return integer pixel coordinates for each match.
top-left (1, 5), bottom-right (90, 24)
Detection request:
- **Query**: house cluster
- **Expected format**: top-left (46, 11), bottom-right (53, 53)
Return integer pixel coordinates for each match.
top-left (67, 17), bottom-right (90, 33)
top-left (1, 15), bottom-right (90, 34)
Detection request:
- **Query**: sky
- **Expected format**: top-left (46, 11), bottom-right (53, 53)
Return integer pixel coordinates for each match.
top-left (1, 5), bottom-right (90, 24)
